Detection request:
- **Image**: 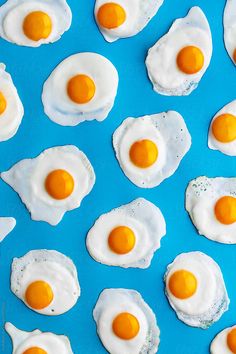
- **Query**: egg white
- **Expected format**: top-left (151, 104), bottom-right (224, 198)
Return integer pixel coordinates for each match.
top-left (224, 0), bottom-right (236, 65)
top-left (0, 216), bottom-right (16, 242)
top-left (210, 325), bottom-right (236, 354)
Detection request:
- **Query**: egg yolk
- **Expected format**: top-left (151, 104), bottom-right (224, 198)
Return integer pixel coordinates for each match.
top-left (25, 281), bottom-right (54, 310)
top-left (214, 196), bottom-right (236, 225)
top-left (212, 114), bottom-right (236, 143)
top-left (23, 11), bottom-right (52, 41)
top-left (108, 226), bottom-right (136, 254)
top-left (112, 312), bottom-right (140, 340)
top-left (97, 3), bottom-right (126, 29)
top-left (67, 75), bottom-right (96, 104)
top-left (233, 49), bottom-right (236, 64)
top-left (0, 92), bottom-right (7, 115)
top-left (45, 169), bottom-right (74, 200)
top-left (177, 46), bottom-right (204, 74)
top-left (168, 270), bottom-right (197, 299)
top-left (227, 328), bottom-right (236, 353)
top-left (23, 348), bottom-right (47, 354)
top-left (129, 139), bottom-right (158, 168)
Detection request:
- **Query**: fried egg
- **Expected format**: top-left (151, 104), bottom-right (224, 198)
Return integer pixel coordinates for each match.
top-left (113, 111), bottom-right (191, 188)
top-left (186, 176), bottom-right (236, 244)
top-left (165, 252), bottom-right (229, 329)
top-left (93, 288), bottom-right (160, 354)
top-left (94, 0), bottom-right (164, 43)
top-left (5, 322), bottom-right (73, 353)
top-left (211, 325), bottom-right (236, 354)
top-left (86, 198), bottom-right (166, 268)
top-left (224, 0), bottom-right (236, 65)
top-left (0, 217), bottom-right (16, 242)
top-left (208, 100), bottom-right (236, 156)
top-left (0, 0), bottom-right (72, 47)
top-left (11, 249), bottom-right (80, 316)
top-left (1, 145), bottom-right (95, 226)
top-left (42, 52), bottom-right (119, 126)
top-left (146, 7), bottom-right (212, 96)
top-left (0, 64), bottom-right (24, 142)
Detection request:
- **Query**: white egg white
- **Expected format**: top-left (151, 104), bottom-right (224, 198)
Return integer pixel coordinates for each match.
top-left (86, 198), bottom-right (166, 268)
top-left (1, 145), bottom-right (96, 226)
top-left (5, 322), bottom-right (73, 353)
top-left (224, 0), bottom-right (236, 65)
top-left (93, 289), bottom-right (160, 354)
top-left (146, 7), bottom-right (212, 96)
top-left (186, 176), bottom-right (236, 244)
top-left (165, 252), bottom-right (229, 329)
top-left (0, 64), bottom-right (24, 142)
top-left (94, 0), bottom-right (164, 43)
top-left (42, 52), bottom-right (119, 126)
top-left (0, 216), bottom-right (16, 242)
top-left (11, 249), bottom-right (80, 316)
top-left (113, 111), bottom-right (191, 188)
top-left (210, 325), bottom-right (236, 354)
top-left (208, 100), bottom-right (236, 156)
top-left (0, 0), bottom-right (72, 47)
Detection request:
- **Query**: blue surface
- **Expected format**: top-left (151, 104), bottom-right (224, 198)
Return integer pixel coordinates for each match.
top-left (0, 0), bottom-right (236, 353)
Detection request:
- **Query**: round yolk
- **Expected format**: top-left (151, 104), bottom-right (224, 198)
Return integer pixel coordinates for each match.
top-left (112, 312), bottom-right (140, 340)
top-left (97, 3), bottom-right (126, 29)
top-left (45, 169), bottom-right (74, 200)
top-left (233, 49), bottom-right (236, 64)
top-left (67, 75), bottom-right (96, 104)
top-left (129, 139), bottom-right (158, 168)
top-left (23, 348), bottom-right (47, 354)
top-left (212, 114), bottom-right (236, 143)
top-left (227, 328), bottom-right (236, 353)
top-left (0, 92), bottom-right (7, 115)
top-left (214, 196), bottom-right (236, 225)
top-left (177, 46), bottom-right (204, 74)
top-left (168, 270), bottom-right (197, 299)
top-left (23, 11), bottom-right (52, 41)
top-left (25, 281), bottom-right (54, 310)
top-left (108, 226), bottom-right (136, 254)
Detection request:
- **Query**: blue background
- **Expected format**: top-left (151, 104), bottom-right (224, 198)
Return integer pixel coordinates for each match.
top-left (0, 0), bottom-right (236, 353)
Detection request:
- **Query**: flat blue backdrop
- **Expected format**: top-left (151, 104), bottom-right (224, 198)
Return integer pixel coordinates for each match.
top-left (0, 0), bottom-right (236, 353)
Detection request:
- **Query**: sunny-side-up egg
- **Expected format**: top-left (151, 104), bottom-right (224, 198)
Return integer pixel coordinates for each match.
top-left (5, 322), bottom-right (74, 353)
top-left (146, 7), bottom-right (212, 96)
top-left (42, 52), bottom-right (119, 126)
top-left (0, 0), bottom-right (72, 47)
top-left (211, 325), bottom-right (236, 354)
top-left (86, 198), bottom-right (166, 268)
top-left (93, 289), bottom-right (160, 354)
top-left (1, 145), bottom-right (95, 226)
top-left (208, 100), bottom-right (236, 156)
top-left (94, 0), bottom-right (164, 43)
top-left (186, 176), bottom-right (236, 244)
top-left (0, 216), bottom-right (16, 242)
top-left (11, 249), bottom-right (80, 316)
top-left (113, 111), bottom-right (191, 188)
top-left (0, 64), bottom-right (24, 142)
top-left (164, 252), bottom-right (229, 329)
top-left (224, 0), bottom-right (236, 65)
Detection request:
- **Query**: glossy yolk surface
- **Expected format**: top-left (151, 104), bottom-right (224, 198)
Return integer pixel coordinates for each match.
top-left (227, 328), bottom-right (236, 353)
top-left (45, 169), bottom-right (74, 200)
top-left (108, 226), bottom-right (136, 254)
top-left (97, 3), bottom-right (126, 29)
top-left (23, 348), bottom-right (47, 354)
top-left (67, 75), bottom-right (96, 104)
top-left (0, 92), bottom-right (7, 115)
top-left (177, 46), bottom-right (204, 74)
top-left (23, 11), bottom-right (52, 41)
top-left (129, 139), bottom-right (158, 168)
top-left (215, 196), bottom-right (236, 225)
top-left (112, 312), bottom-right (140, 340)
top-left (212, 114), bottom-right (236, 143)
top-left (25, 280), bottom-right (54, 310)
top-left (168, 269), bottom-right (197, 299)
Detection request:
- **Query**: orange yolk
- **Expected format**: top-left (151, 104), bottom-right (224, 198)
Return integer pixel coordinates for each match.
top-left (23, 348), bottom-right (47, 354)
top-left (45, 169), bottom-right (74, 200)
top-left (108, 226), bottom-right (136, 254)
top-left (25, 281), bottom-right (53, 310)
top-left (129, 139), bottom-right (158, 168)
top-left (177, 46), bottom-right (204, 74)
top-left (112, 312), bottom-right (140, 340)
top-left (168, 270), bottom-right (197, 299)
top-left (233, 49), bottom-right (236, 64)
top-left (23, 11), bottom-right (52, 41)
top-left (97, 3), bottom-right (126, 29)
top-left (227, 328), bottom-right (236, 353)
top-left (0, 92), bottom-right (7, 115)
top-left (212, 114), bottom-right (236, 143)
top-left (214, 196), bottom-right (236, 225)
top-left (67, 75), bottom-right (96, 104)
